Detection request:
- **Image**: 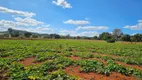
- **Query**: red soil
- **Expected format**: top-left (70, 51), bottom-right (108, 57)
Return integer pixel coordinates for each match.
top-left (93, 57), bottom-right (142, 71)
top-left (69, 55), bottom-right (108, 65)
top-left (19, 57), bottom-right (42, 67)
top-left (116, 61), bottom-right (142, 71)
top-left (69, 55), bottom-right (107, 65)
top-left (94, 53), bottom-right (127, 59)
top-left (72, 50), bottom-right (78, 53)
top-left (69, 55), bottom-right (81, 61)
top-left (64, 66), bottom-right (138, 80)
top-left (20, 57), bottom-right (35, 66)
top-left (69, 55), bottom-right (142, 71)
top-left (94, 53), bottom-right (142, 71)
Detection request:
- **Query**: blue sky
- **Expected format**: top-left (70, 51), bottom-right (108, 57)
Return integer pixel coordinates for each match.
top-left (0, 0), bottom-right (142, 37)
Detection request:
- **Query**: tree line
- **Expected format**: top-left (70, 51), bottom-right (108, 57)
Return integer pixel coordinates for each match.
top-left (98, 29), bottom-right (142, 42)
top-left (0, 28), bottom-right (142, 42)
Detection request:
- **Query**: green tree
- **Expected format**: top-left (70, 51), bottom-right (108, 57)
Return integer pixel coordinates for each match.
top-left (112, 29), bottom-right (123, 40)
top-left (131, 34), bottom-right (142, 42)
top-left (11, 31), bottom-right (20, 37)
top-left (24, 32), bottom-right (32, 38)
top-left (99, 32), bottom-right (111, 40)
top-left (8, 28), bottom-right (13, 37)
top-left (49, 34), bottom-right (60, 39)
top-left (32, 34), bottom-right (39, 38)
top-left (93, 36), bottom-right (98, 40)
top-left (121, 34), bottom-right (131, 42)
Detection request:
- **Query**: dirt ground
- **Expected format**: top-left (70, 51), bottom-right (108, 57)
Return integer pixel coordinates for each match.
top-left (64, 66), bottom-right (138, 80)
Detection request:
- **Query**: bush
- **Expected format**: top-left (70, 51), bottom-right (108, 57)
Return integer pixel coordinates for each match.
top-left (106, 39), bottom-right (115, 43)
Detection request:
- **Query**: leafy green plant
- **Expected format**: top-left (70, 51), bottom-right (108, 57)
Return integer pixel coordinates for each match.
top-left (42, 70), bottom-right (77, 80)
top-left (75, 60), bottom-right (105, 74)
top-left (73, 52), bottom-right (94, 59)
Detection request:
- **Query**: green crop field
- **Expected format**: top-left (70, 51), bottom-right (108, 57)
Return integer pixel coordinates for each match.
top-left (0, 40), bottom-right (142, 80)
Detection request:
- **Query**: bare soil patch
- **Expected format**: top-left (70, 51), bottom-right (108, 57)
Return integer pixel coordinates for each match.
top-left (64, 66), bottom-right (137, 80)
top-left (94, 53), bottom-right (127, 59)
top-left (94, 53), bottom-right (142, 71)
top-left (69, 55), bottom-right (81, 61)
top-left (19, 57), bottom-right (43, 67)
top-left (20, 57), bottom-right (35, 66)
top-left (68, 55), bottom-right (142, 71)
top-left (115, 61), bottom-right (142, 71)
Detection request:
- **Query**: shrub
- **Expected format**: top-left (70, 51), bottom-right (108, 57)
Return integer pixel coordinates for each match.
top-left (106, 39), bottom-right (115, 43)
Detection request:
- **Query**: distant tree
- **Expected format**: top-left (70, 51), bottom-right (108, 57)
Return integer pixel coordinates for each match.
top-left (112, 29), bottom-right (123, 40)
top-left (130, 36), bottom-right (136, 42)
top-left (106, 38), bottom-right (116, 43)
top-left (120, 34), bottom-right (131, 42)
top-left (66, 34), bottom-right (70, 39)
top-left (93, 36), bottom-right (98, 40)
top-left (32, 34), bottom-right (39, 38)
top-left (82, 36), bottom-right (92, 39)
top-left (8, 28), bottom-right (13, 34)
top-left (60, 36), bottom-right (66, 39)
top-left (24, 32), bottom-right (32, 38)
top-left (49, 34), bottom-right (60, 39)
top-left (50, 34), bottom-right (55, 39)
top-left (8, 28), bottom-right (13, 37)
top-left (55, 34), bottom-right (60, 39)
top-left (11, 31), bottom-right (20, 37)
top-left (99, 32), bottom-right (111, 40)
top-left (43, 35), bottom-right (50, 38)
top-left (76, 36), bottom-right (81, 39)
top-left (131, 34), bottom-right (142, 42)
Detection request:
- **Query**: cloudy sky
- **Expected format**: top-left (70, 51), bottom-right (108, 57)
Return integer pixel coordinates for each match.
top-left (0, 0), bottom-right (142, 37)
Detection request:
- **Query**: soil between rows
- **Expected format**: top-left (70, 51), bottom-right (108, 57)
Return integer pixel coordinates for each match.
top-left (64, 66), bottom-right (137, 80)
top-left (18, 55), bottom-right (141, 80)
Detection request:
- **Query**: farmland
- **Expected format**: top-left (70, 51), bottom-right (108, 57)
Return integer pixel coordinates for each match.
top-left (0, 40), bottom-right (142, 80)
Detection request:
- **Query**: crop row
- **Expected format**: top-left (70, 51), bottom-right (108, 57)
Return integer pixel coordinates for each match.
top-left (75, 59), bottom-right (142, 78)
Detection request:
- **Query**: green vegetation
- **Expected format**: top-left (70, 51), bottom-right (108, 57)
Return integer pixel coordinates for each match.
top-left (0, 40), bottom-right (142, 80)
top-left (75, 59), bottom-right (142, 77)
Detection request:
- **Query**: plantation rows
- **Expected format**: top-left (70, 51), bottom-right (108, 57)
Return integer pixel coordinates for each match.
top-left (0, 40), bottom-right (142, 80)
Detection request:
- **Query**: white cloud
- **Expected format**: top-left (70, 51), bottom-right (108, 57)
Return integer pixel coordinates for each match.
top-left (131, 33), bottom-right (137, 36)
top-left (59, 30), bottom-right (77, 36)
top-left (59, 30), bottom-right (99, 37)
top-left (14, 17), bottom-right (44, 26)
top-left (0, 20), bottom-right (17, 28)
top-left (124, 20), bottom-right (142, 30)
top-left (0, 6), bottom-right (35, 17)
top-left (78, 31), bottom-right (99, 37)
top-left (14, 27), bottom-right (53, 34)
top-left (76, 26), bottom-right (109, 31)
top-left (0, 18), bottom-right (53, 33)
top-left (52, 0), bottom-right (72, 8)
top-left (0, 27), bottom-right (8, 31)
top-left (0, 17), bottom-right (46, 28)
top-left (109, 32), bottom-right (113, 34)
top-left (64, 19), bottom-right (89, 25)
top-left (0, 6), bottom-right (54, 34)
top-left (36, 26), bottom-right (53, 32)
top-left (138, 20), bottom-right (142, 23)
